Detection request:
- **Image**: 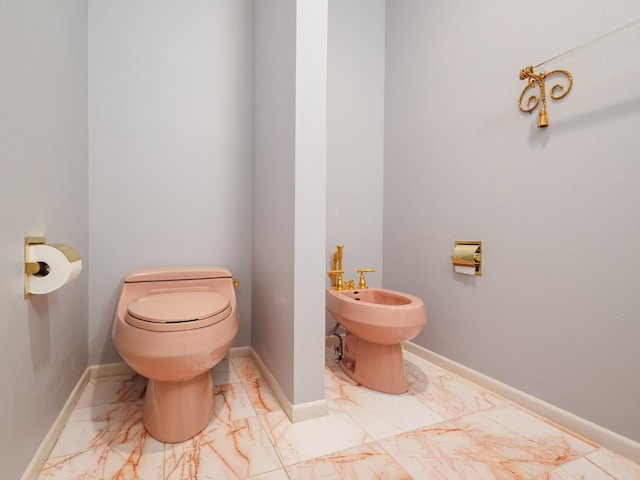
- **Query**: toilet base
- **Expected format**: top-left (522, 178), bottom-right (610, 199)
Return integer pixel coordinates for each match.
top-left (340, 334), bottom-right (408, 394)
top-left (142, 370), bottom-right (214, 443)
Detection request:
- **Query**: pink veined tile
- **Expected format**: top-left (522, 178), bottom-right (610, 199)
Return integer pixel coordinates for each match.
top-left (211, 359), bottom-right (240, 385)
top-left (379, 421), bottom-right (529, 480)
top-left (409, 373), bottom-right (505, 420)
top-left (403, 352), bottom-right (452, 379)
top-left (76, 374), bottom-right (146, 408)
top-left (37, 354), bottom-right (640, 480)
top-left (324, 365), bottom-right (361, 400)
top-left (453, 404), bottom-right (597, 477)
top-left (243, 377), bottom-right (283, 415)
top-left (585, 448), bottom-right (640, 479)
top-left (261, 403), bottom-right (372, 466)
top-left (333, 388), bottom-right (446, 440)
top-left (49, 402), bottom-right (147, 459)
top-left (164, 416), bottom-right (281, 480)
top-left (39, 437), bottom-right (164, 480)
top-left (231, 356), bottom-right (263, 382)
top-left (213, 382), bottom-right (256, 423)
top-left (286, 443), bottom-right (412, 480)
top-left (536, 457), bottom-right (615, 480)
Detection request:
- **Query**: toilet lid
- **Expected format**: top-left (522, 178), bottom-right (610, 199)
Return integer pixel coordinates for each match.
top-left (126, 290), bottom-right (231, 332)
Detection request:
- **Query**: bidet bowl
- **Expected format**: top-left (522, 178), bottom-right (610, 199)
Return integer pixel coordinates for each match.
top-left (325, 287), bottom-right (427, 344)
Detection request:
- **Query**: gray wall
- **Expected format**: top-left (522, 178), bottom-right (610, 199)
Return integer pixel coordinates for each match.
top-left (326, 0), bottom-right (385, 334)
top-left (0, 1), bottom-right (89, 478)
top-left (383, 0), bottom-right (640, 442)
top-left (252, 0), bottom-right (297, 401)
top-left (88, 0), bottom-right (254, 365)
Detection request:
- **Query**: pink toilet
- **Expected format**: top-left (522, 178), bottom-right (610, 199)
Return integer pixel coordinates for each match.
top-left (112, 266), bottom-right (239, 443)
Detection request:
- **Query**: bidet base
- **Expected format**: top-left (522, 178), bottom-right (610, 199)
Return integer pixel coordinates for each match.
top-left (142, 370), bottom-right (214, 443)
top-left (340, 336), bottom-right (409, 394)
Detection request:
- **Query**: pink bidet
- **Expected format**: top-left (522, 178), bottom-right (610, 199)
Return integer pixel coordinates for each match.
top-left (326, 287), bottom-right (427, 394)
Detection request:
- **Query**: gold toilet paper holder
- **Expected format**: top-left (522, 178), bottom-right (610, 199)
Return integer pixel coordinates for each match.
top-left (24, 236), bottom-right (81, 298)
top-left (451, 241), bottom-right (482, 276)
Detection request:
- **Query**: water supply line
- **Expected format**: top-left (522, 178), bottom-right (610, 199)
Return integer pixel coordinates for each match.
top-left (331, 323), bottom-right (344, 364)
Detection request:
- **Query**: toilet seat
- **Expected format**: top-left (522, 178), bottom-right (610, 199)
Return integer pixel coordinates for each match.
top-left (126, 290), bottom-right (231, 332)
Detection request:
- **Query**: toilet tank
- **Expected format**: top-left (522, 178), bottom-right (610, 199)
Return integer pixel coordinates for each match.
top-left (124, 266), bottom-right (232, 283)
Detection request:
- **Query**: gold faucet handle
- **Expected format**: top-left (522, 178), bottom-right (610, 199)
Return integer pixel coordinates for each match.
top-left (356, 268), bottom-right (376, 289)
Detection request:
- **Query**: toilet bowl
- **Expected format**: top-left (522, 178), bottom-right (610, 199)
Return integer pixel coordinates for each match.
top-left (326, 287), bottom-right (427, 394)
top-left (112, 266), bottom-right (239, 443)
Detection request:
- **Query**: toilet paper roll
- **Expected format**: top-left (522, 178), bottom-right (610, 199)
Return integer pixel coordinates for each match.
top-left (27, 244), bottom-right (82, 294)
top-left (454, 265), bottom-right (476, 275)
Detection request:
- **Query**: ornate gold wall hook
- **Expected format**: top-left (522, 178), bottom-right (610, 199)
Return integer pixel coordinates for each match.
top-left (518, 65), bottom-right (573, 128)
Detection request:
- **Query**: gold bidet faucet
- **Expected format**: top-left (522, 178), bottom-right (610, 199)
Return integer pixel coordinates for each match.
top-left (328, 245), bottom-right (375, 291)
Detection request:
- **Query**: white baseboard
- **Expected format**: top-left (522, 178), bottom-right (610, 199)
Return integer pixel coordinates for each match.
top-left (402, 341), bottom-right (640, 464)
top-left (20, 367), bottom-right (91, 480)
top-left (228, 345), bottom-right (251, 358)
top-left (250, 348), bottom-right (328, 423)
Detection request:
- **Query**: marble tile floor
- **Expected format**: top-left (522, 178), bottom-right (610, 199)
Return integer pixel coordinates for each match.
top-left (37, 349), bottom-right (640, 479)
